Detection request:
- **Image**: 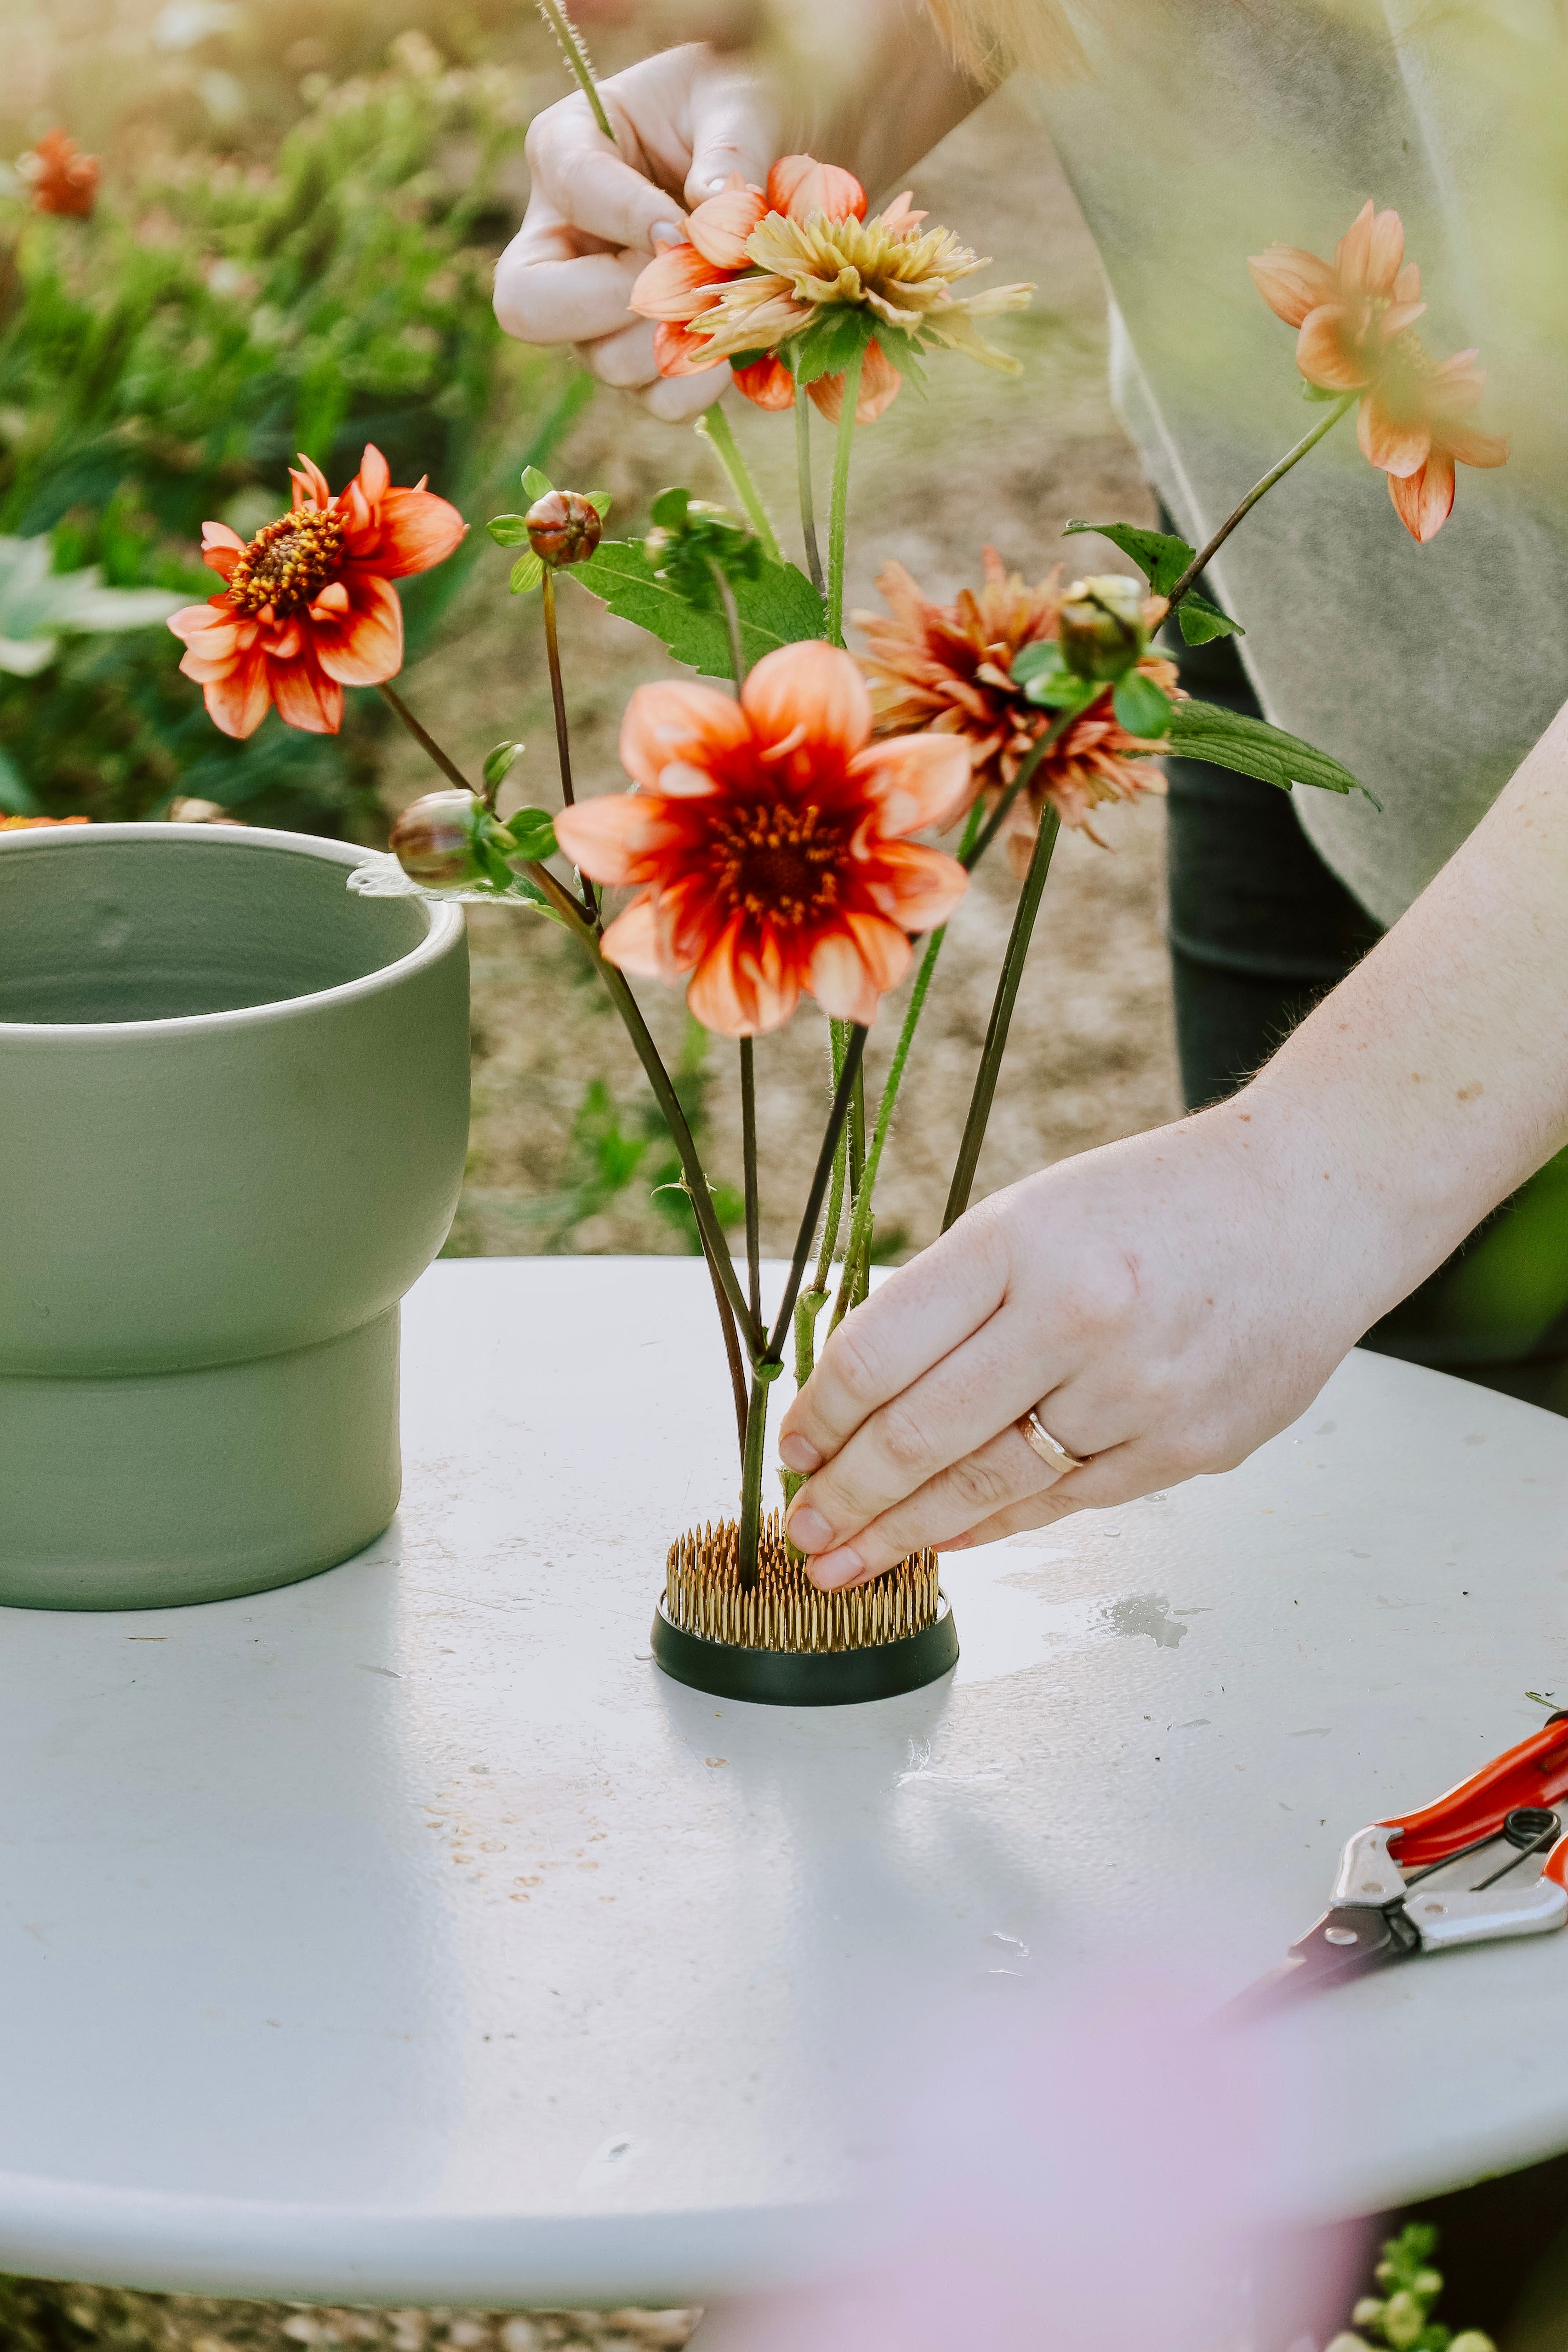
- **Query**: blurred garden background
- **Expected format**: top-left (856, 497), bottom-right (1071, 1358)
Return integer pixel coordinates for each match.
top-left (0, 3), bottom-right (1176, 2340)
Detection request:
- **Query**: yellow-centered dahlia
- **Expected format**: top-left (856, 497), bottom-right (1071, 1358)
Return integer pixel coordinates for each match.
top-left (857, 551), bottom-right (1178, 866)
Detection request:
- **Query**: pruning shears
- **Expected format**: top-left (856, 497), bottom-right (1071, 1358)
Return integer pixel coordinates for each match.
top-left (1234, 1715), bottom-right (1568, 2017)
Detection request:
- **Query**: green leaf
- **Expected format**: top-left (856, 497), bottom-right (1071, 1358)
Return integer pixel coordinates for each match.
top-left (508, 551), bottom-right (544, 596)
top-left (1010, 640), bottom-right (1063, 687)
top-left (487, 514), bottom-right (532, 547)
top-left (0, 747), bottom-right (39, 814)
top-left (1167, 699), bottom-right (1381, 806)
top-left (1113, 674), bottom-right (1173, 736)
top-left (584, 491), bottom-right (613, 520)
top-left (1063, 520), bottom-right (1244, 643)
top-left (500, 806), bottom-right (559, 861)
top-left (570, 540), bottom-right (827, 679)
top-left (1014, 644), bottom-right (1100, 712)
top-left (650, 485), bottom-right (692, 531)
top-left (790, 306), bottom-right (876, 388)
top-left (521, 466), bottom-right (554, 501)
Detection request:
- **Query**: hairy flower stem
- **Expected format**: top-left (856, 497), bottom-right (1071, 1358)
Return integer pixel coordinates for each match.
top-left (536, 0), bottom-right (616, 143)
top-left (740, 1037), bottom-right (762, 1330)
top-left (942, 808), bottom-right (1062, 1231)
top-left (794, 385), bottom-right (824, 595)
top-left (740, 1026), bottom-right (867, 1583)
top-left (540, 571), bottom-right (595, 919)
top-left (376, 679), bottom-right (758, 1448)
top-left (825, 345), bottom-right (866, 646)
top-left (785, 1023), bottom-right (850, 1477)
top-left (706, 556), bottom-right (747, 698)
top-left (1165, 392), bottom-right (1356, 613)
top-left (699, 406), bottom-right (782, 564)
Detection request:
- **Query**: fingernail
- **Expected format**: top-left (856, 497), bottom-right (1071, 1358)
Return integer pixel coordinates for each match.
top-left (785, 1504), bottom-right (832, 1552)
top-left (809, 1546), bottom-right (863, 1590)
top-left (705, 174), bottom-right (729, 192)
top-left (650, 220), bottom-right (685, 249)
top-left (778, 1432), bottom-right (822, 1473)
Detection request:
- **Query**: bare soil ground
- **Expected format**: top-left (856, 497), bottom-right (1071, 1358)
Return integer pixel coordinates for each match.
top-left (395, 76), bottom-right (1181, 1267)
top-left (5, 74), bottom-right (1179, 2352)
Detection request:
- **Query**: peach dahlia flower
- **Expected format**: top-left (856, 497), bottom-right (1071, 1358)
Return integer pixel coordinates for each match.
top-left (1249, 200), bottom-right (1506, 542)
top-left (552, 642), bottom-right (971, 1037)
top-left (168, 446), bottom-right (466, 737)
top-left (858, 552), bottom-right (1176, 868)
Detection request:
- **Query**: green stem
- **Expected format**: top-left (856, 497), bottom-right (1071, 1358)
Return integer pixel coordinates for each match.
top-left (535, 0), bottom-right (616, 143)
top-left (1165, 392), bottom-right (1356, 614)
top-left (377, 682), bottom-right (471, 792)
top-left (962, 707), bottom-right (1075, 874)
top-left (736, 1363), bottom-right (775, 1587)
top-left (740, 1036), bottom-right (761, 1331)
top-left (941, 807), bottom-right (1062, 1232)
top-left (540, 569), bottom-right (595, 919)
top-left (699, 405), bottom-right (782, 565)
top-left (794, 383), bottom-right (823, 596)
top-left (813, 1020), bottom-right (851, 1297)
top-left (766, 1024), bottom-right (868, 1363)
top-left (825, 343), bottom-right (865, 646)
top-left (706, 555), bottom-right (747, 698)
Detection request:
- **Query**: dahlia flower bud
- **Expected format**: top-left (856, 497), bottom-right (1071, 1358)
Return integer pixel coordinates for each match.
top-left (389, 788), bottom-right (488, 888)
top-left (1380, 2290), bottom-right (1427, 2349)
top-left (644, 488), bottom-right (764, 603)
top-left (1058, 575), bottom-right (1150, 681)
top-left (525, 489), bottom-right (602, 568)
top-left (1448, 2334), bottom-right (1497, 2352)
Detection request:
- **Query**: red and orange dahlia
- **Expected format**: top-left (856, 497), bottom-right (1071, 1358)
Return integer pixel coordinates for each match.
top-left (1249, 200), bottom-right (1506, 542)
top-left (19, 129), bottom-right (99, 217)
top-left (858, 552), bottom-right (1175, 867)
top-left (552, 641), bottom-right (971, 1037)
top-left (167, 446), bottom-right (466, 738)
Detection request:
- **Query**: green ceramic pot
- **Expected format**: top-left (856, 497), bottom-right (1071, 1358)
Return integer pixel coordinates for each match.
top-left (0, 823), bottom-right (469, 1610)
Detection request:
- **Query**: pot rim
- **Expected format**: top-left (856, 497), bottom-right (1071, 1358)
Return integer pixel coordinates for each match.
top-left (0, 822), bottom-right (463, 1039)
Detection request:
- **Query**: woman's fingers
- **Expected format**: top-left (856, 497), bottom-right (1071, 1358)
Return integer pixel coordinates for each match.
top-left (681, 64), bottom-right (787, 208)
top-left (800, 1420), bottom-right (1079, 1586)
top-left (495, 234), bottom-right (648, 349)
top-left (527, 92), bottom-right (689, 257)
top-left (777, 1215), bottom-right (1012, 1475)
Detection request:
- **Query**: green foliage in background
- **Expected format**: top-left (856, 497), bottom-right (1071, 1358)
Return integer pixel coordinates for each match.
top-left (0, 38), bottom-right (583, 831)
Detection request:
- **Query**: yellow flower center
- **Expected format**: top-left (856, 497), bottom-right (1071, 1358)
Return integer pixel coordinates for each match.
top-left (710, 800), bottom-right (846, 929)
top-left (228, 504), bottom-right (347, 618)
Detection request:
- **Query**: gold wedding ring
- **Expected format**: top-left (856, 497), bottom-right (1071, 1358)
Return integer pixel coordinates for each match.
top-left (1017, 1408), bottom-right (1089, 1478)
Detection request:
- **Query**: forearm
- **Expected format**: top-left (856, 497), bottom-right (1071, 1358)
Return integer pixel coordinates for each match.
top-left (1237, 696), bottom-right (1568, 1314)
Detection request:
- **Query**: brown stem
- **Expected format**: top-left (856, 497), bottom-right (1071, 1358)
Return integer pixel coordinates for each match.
top-left (540, 569), bottom-right (595, 920)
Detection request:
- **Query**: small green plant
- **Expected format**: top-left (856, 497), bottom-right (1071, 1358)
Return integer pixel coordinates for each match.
top-left (1328, 2224), bottom-right (1495, 2352)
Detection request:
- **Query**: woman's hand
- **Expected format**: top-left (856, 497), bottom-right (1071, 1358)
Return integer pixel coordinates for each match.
top-left (492, 21), bottom-right (983, 414)
top-left (776, 1095), bottom-right (1410, 1586)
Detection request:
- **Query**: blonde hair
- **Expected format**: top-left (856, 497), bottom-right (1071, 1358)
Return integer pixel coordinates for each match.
top-left (922, 0), bottom-right (1091, 84)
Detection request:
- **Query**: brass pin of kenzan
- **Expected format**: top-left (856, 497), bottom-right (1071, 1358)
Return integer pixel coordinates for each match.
top-left (662, 1511), bottom-right (940, 1656)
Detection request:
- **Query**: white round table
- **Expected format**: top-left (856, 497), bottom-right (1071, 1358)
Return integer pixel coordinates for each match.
top-left (5, 1257), bottom-right (1568, 2308)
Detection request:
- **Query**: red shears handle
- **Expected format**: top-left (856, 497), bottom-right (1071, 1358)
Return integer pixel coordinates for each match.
top-left (1384, 1715), bottom-right (1568, 1867)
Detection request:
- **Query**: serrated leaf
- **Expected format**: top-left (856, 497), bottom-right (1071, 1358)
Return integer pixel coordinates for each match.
top-left (521, 466), bottom-right (553, 500)
top-left (569, 540), bottom-right (827, 679)
top-left (1063, 521), bottom-right (1244, 642)
top-left (501, 806), bottom-right (559, 861)
top-left (509, 551), bottom-right (544, 595)
top-left (1167, 699), bottom-right (1380, 806)
top-left (1113, 674), bottom-right (1173, 736)
top-left (790, 307), bottom-right (876, 388)
top-left (488, 514), bottom-right (531, 547)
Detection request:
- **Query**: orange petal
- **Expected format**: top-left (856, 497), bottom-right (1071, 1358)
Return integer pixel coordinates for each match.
top-left (1332, 199), bottom-right (1377, 290)
top-left (766, 153), bottom-right (867, 223)
top-left (687, 912), bottom-right (792, 1036)
top-left (807, 339), bottom-right (902, 423)
top-left (733, 354), bottom-right (796, 410)
top-left (311, 573), bottom-right (404, 686)
top-left (167, 600), bottom-right (240, 654)
top-left (1389, 453), bottom-right (1455, 542)
top-left (873, 191), bottom-right (927, 233)
top-left (1393, 262), bottom-right (1422, 304)
top-left (1379, 300), bottom-right (1427, 337)
top-left (201, 650), bottom-right (273, 740)
top-left (742, 640), bottom-right (872, 759)
top-left (620, 678), bottom-right (751, 789)
top-left (596, 893), bottom-right (663, 976)
top-left (848, 731), bottom-right (972, 836)
top-left (806, 914), bottom-right (910, 1023)
top-left (356, 487), bottom-right (468, 578)
top-left (651, 319), bottom-right (727, 378)
top-left (688, 181), bottom-right (766, 268)
top-left (290, 454), bottom-right (332, 509)
top-left (861, 840), bottom-right (969, 932)
top-left (268, 649), bottom-right (342, 734)
top-left (1359, 206), bottom-right (1405, 296)
top-left (200, 519), bottom-right (246, 578)
top-left (1295, 304), bottom-right (1372, 389)
top-left (1247, 242), bottom-right (1340, 330)
top-left (356, 443), bottom-right (391, 505)
top-left (629, 242), bottom-right (730, 322)
top-left (553, 792), bottom-right (687, 884)
top-left (1357, 388), bottom-right (1431, 478)
top-left (1444, 423), bottom-right (1509, 470)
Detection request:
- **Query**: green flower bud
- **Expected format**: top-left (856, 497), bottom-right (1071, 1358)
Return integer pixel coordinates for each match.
top-left (525, 488), bottom-right (603, 567)
top-left (1384, 2290), bottom-right (1428, 2349)
top-left (1352, 2300), bottom-right (1387, 2329)
top-left (1058, 574), bottom-right (1151, 682)
top-left (644, 487), bottom-right (765, 603)
top-left (1413, 2271), bottom-right (1443, 2301)
top-left (389, 788), bottom-right (487, 888)
top-left (1448, 2333), bottom-right (1497, 2352)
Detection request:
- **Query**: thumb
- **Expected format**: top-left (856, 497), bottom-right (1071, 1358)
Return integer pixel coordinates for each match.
top-left (682, 67), bottom-right (784, 209)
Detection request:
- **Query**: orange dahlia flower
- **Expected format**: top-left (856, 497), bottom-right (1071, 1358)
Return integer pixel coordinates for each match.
top-left (552, 641), bottom-right (971, 1037)
top-left (19, 129), bottom-right (100, 217)
top-left (632, 159), bottom-right (901, 420)
top-left (1249, 200), bottom-right (1506, 541)
top-left (167, 446), bottom-right (466, 738)
top-left (857, 552), bottom-right (1176, 868)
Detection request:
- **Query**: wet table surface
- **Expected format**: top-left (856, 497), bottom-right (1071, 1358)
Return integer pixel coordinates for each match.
top-left (5, 1256), bottom-right (1568, 2306)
